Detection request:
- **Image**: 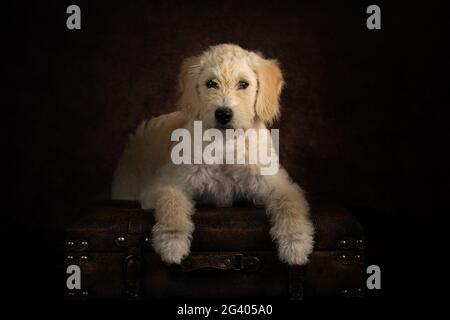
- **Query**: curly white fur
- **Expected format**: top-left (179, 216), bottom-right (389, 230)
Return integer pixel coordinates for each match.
top-left (112, 44), bottom-right (314, 265)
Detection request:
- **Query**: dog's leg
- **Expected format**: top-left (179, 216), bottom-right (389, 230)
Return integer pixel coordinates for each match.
top-left (262, 170), bottom-right (314, 266)
top-left (141, 186), bottom-right (194, 264)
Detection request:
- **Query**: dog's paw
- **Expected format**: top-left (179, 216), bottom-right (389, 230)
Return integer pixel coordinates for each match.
top-left (277, 233), bottom-right (314, 266)
top-left (151, 227), bottom-right (191, 264)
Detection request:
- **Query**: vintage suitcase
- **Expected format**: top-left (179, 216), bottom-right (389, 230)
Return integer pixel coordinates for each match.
top-left (64, 200), bottom-right (365, 299)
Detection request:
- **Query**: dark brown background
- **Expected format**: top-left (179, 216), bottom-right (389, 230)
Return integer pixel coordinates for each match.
top-left (6, 0), bottom-right (450, 298)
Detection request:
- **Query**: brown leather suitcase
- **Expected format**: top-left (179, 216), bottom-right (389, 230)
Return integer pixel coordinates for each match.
top-left (64, 200), bottom-right (365, 299)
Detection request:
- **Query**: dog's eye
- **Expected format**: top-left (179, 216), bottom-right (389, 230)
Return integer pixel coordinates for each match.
top-left (206, 80), bottom-right (219, 89)
top-left (237, 81), bottom-right (249, 90)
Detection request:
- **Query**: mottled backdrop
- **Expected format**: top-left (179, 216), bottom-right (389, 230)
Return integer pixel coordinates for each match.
top-left (7, 0), bottom-right (449, 298)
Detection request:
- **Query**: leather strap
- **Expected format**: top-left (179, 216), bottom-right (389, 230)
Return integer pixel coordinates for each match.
top-left (124, 211), bottom-right (143, 300)
top-left (288, 266), bottom-right (304, 300)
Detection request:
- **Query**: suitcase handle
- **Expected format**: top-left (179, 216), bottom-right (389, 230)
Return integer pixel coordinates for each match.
top-left (173, 253), bottom-right (304, 300)
top-left (173, 253), bottom-right (261, 273)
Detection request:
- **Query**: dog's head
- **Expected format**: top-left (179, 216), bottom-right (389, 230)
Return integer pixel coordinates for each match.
top-left (178, 44), bottom-right (284, 130)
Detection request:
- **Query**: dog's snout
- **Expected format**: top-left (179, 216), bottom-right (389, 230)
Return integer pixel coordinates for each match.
top-left (215, 107), bottom-right (233, 125)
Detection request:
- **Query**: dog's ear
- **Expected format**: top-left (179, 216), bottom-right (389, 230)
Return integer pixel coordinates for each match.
top-left (178, 55), bottom-right (202, 116)
top-left (250, 53), bottom-right (284, 125)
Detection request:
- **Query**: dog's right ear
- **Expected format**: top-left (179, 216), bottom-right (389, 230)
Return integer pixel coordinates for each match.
top-left (249, 52), bottom-right (284, 125)
top-left (178, 55), bottom-right (202, 116)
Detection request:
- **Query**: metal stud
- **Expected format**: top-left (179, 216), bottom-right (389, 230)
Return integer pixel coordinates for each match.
top-left (81, 255), bottom-right (88, 260)
top-left (339, 254), bottom-right (347, 260)
top-left (67, 241), bottom-right (74, 246)
top-left (223, 258), bottom-right (232, 266)
top-left (354, 254), bottom-right (361, 260)
top-left (144, 237), bottom-right (150, 243)
top-left (338, 240), bottom-right (347, 246)
top-left (341, 289), bottom-right (348, 295)
top-left (356, 239), bottom-right (364, 245)
top-left (117, 236), bottom-right (125, 242)
top-left (82, 291), bottom-right (89, 296)
top-left (66, 255), bottom-right (73, 260)
top-left (68, 292), bottom-right (75, 296)
top-left (81, 241), bottom-right (88, 246)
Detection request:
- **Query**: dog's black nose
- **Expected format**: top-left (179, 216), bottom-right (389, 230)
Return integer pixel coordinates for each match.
top-left (215, 107), bottom-right (233, 125)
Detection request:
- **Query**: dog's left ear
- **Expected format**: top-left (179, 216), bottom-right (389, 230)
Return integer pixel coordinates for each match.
top-left (250, 52), bottom-right (284, 125)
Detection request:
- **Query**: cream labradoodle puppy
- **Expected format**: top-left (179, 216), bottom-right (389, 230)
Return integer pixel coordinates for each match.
top-left (112, 44), bottom-right (314, 265)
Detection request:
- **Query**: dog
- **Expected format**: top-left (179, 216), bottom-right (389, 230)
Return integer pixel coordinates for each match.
top-left (112, 44), bottom-right (314, 266)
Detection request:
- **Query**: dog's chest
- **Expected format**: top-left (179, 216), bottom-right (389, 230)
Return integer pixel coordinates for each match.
top-left (187, 164), bottom-right (261, 206)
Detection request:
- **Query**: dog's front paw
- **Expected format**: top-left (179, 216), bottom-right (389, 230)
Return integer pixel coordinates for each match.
top-left (151, 225), bottom-right (191, 264)
top-left (277, 233), bottom-right (314, 266)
